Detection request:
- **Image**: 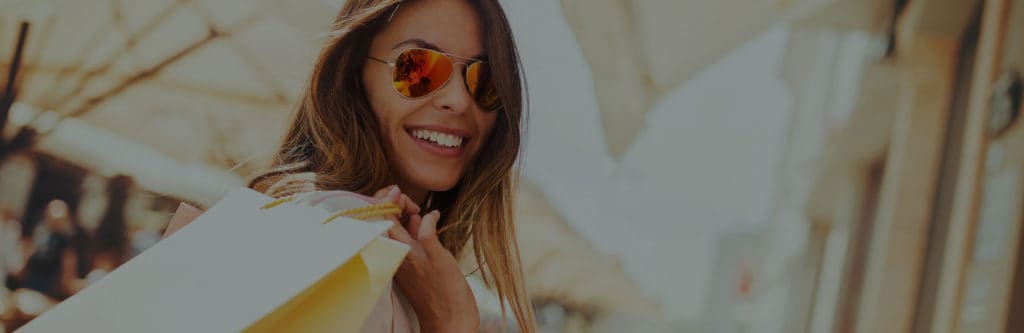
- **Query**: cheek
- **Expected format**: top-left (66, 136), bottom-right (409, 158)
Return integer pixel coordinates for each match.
top-left (477, 112), bottom-right (499, 143)
top-left (364, 70), bottom-right (406, 136)
top-left (363, 70), bottom-right (390, 118)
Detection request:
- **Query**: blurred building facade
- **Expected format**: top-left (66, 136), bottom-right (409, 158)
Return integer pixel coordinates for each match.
top-left (781, 0), bottom-right (1024, 332)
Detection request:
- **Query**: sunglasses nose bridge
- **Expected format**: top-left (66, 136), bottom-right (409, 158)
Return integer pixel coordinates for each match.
top-left (454, 62), bottom-right (471, 87)
top-left (432, 63), bottom-right (478, 113)
top-left (433, 56), bottom-right (470, 89)
top-left (447, 60), bottom-right (471, 81)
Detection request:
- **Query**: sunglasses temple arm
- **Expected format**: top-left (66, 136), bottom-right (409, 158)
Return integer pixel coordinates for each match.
top-left (387, 2), bottom-right (402, 22)
top-left (368, 56), bottom-right (394, 67)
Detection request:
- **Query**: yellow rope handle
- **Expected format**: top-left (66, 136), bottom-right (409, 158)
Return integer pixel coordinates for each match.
top-left (261, 195), bottom-right (401, 224)
top-left (260, 196), bottom-right (297, 210)
top-left (322, 202), bottom-right (402, 224)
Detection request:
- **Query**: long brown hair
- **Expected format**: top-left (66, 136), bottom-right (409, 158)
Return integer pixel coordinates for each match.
top-left (249, 0), bottom-right (535, 331)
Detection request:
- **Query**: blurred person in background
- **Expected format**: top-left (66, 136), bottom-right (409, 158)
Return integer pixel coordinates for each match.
top-left (18, 200), bottom-right (78, 300)
top-left (0, 208), bottom-right (24, 289)
top-left (72, 175), bottom-right (132, 286)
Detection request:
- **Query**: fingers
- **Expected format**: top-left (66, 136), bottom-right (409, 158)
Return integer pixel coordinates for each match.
top-left (407, 214), bottom-right (423, 239)
top-left (370, 186), bottom-right (402, 221)
top-left (371, 186), bottom-right (436, 249)
top-left (373, 186), bottom-right (393, 199)
top-left (373, 185), bottom-right (420, 223)
top-left (399, 194), bottom-right (421, 216)
top-left (387, 216), bottom-right (416, 245)
top-left (387, 210), bottom-right (441, 250)
top-left (384, 186), bottom-right (401, 204)
top-left (417, 210), bottom-right (440, 240)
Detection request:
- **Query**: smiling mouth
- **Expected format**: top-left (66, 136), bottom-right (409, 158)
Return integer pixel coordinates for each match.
top-left (409, 128), bottom-right (466, 148)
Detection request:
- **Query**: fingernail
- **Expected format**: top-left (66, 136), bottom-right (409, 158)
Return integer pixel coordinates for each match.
top-left (430, 210), bottom-right (440, 218)
top-left (387, 186), bottom-right (400, 197)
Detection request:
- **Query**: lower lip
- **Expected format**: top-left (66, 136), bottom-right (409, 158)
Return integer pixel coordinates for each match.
top-left (407, 131), bottom-right (466, 158)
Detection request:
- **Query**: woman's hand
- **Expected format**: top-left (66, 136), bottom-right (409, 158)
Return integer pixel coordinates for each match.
top-left (375, 186), bottom-right (480, 333)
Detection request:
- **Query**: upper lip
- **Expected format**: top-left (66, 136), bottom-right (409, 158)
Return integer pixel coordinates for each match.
top-left (406, 125), bottom-right (472, 139)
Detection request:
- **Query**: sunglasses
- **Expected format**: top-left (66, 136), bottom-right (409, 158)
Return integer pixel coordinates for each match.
top-left (369, 48), bottom-right (501, 111)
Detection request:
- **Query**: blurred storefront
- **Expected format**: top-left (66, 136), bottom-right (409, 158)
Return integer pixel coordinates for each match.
top-left (793, 0), bottom-right (1024, 332)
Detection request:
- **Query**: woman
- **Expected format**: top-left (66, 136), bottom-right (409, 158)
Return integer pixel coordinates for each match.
top-left (169, 0), bottom-right (535, 331)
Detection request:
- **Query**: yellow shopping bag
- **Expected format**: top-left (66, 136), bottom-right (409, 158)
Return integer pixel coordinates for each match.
top-left (17, 188), bottom-right (408, 333)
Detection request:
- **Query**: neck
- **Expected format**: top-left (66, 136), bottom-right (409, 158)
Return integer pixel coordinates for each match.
top-left (395, 180), bottom-right (429, 207)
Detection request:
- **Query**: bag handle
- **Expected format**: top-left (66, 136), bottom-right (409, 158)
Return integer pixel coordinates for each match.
top-left (261, 193), bottom-right (401, 224)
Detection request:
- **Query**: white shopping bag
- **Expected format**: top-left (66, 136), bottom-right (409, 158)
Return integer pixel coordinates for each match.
top-left (18, 188), bottom-right (408, 333)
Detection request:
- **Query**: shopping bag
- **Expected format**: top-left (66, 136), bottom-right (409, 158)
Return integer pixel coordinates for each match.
top-left (17, 187), bottom-right (409, 332)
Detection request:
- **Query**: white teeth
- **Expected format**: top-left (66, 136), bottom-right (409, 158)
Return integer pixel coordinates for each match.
top-left (412, 129), bottom-right (464, 148)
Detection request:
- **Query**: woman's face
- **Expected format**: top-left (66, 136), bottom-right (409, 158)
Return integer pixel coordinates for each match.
top-left (363, 0), bottom-right (497, 196)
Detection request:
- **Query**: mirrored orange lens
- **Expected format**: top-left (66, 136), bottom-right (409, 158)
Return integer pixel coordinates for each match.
top-left (467, 62), bottom-right (501, 111)
top-left (393, 49), bottom-right (454, 98)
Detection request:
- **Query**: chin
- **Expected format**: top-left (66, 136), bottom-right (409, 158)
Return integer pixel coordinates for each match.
top-left (406, 166), bottom-right (463, 192)
top-left (419, 176), bottom-right (461, 192)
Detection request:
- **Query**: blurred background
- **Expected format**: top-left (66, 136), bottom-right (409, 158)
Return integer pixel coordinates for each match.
top-left (0, 0), bottom-right (1023, 332)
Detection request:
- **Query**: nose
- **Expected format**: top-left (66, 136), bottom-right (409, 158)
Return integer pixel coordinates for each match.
top-left (431, 64), bottom-right (474, 114)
